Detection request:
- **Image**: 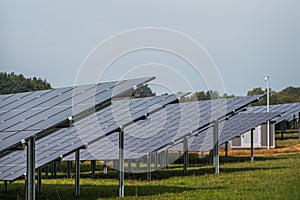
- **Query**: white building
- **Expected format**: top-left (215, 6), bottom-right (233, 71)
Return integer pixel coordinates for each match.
top-left (230, 123), bottom-right (275, 149)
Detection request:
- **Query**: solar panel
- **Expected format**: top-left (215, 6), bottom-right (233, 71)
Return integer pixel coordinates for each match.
top-left (0, 93), bottom-right (185, 181)
top-left (0, 77), bottom-right (154, 155)
top-left (246, 103), bottom-right (300, 123)
top-left (62, 95), bottom-right (265, 161)
top-left (169, 112), bottom-right (280, 152)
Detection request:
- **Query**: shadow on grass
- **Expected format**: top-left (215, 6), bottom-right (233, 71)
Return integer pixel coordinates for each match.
top-left (219, 155), bottom-right (288, 163)
top-left (145, 166), bottom-right (286, 180)
top-left (0, 155), bottom-right (289, 200)
top-left (0, 183), bottom-right (212, 200)
top-left (175, 154), bottom-right (293, 166)
top-left (37, 155), bottom-right (292, 181)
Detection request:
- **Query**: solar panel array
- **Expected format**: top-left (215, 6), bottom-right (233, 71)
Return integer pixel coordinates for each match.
top-left (63, 95), bottom-right (264, 161)
top-left (0, 77), bottom-right (154, 156)
top-left (6, 75), bottom-right (300, 199)
top-left (169, 112), bottom-right (280, 152)
top-left (0, 94), bottom-right (184, 181)
top-left (246, 103), bottom-right (300, 123)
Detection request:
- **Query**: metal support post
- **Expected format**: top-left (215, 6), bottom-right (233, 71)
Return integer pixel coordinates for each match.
top-left (51, 162), bottom-right (56, 179)
top-left (119, 128), bottom-right (124, 197)
top-left (25, 174), bottom-right (27, 198)
top-left (265, 76), bottom-right (270, 149)
top-left (91, 160), bottom-right (96, 179)
top-left (281, 120), bottom-right (285, 140)
top-left (26, 137), bottom-right (36, 200)
top-left (213, 121), bottom-right (219, 174)
top-left (127, 160), bottom-right (132, 172)
top-left (147, 154), bottom-right (151, 181)
top-left (57, 161), bottom-right (61, 171)
top-left (67, 161), bottom-right (72, 179)
top-left (209, 150), bottom-right (213, 165)
top-left (160, 152), bottom-right (165, 168)
top-left (37, 168), bottom-right (42, 193)
top-left (183, 136), bottom-right (188, 175)
top-left (103, 161), bottom-right (108, 174)
top-left (75, 149), bottom-right (80, 197)
top-left (136, 159), bottom-right (140, 171)
top-left (113, 160), bottom-right (118, 169)
top-left (154, 151), bottom-right (158, 171)
top-left (267, 120), bottom-right (270, 149)
top-left (298, 112), bottom-right (300, 139)
top-left (250, 129), bottom-right (254, 162)
top-left (3, 181), bottom-right (8, 193)
top-left (44, 166), bottom-right (48, 179)
top-left (225, 141), bottom-right (228, 161)
top-left (165, 150), bottom-right (169, 169)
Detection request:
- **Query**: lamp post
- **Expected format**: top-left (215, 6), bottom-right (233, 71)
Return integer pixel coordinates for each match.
top-left (265, 76), bottom-right (270, 149)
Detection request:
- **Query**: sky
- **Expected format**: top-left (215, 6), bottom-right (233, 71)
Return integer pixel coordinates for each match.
top-left (0, 0), bottom-right (299, 96)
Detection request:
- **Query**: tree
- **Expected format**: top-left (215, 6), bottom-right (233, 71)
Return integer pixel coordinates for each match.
top-left (132, 84), bottom-right (155, 98)
top-left (0, 72), bottom-right (52, 94)
top-left (181, 90), bottom-right (225, 102)
top-left (246, 86), bottom-right (300, 105)
top-left (222, 93), bottom-right (236, 98)
top-left (271, 86), bottom-right (300, 104)
top-left (247, 87), bottom-right (265, 96)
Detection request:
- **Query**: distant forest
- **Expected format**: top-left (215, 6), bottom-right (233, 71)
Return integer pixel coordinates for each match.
top-left (0, 72), bottom-right (52, 94)
top-left (0, 72), bottom-right (155, 99)
top-left (0, 72), bottom-right (299, 105)
top-left (181, 87), bottom-right (300, 105)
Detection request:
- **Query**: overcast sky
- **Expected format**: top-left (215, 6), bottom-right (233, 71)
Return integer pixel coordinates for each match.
top-left (0, 0), bottom-right (299, 95)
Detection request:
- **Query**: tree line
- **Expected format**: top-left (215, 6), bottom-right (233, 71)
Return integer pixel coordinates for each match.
top-left (180, 86), bottom-right (300, 105)
top-left (0, 72), bottom-right (299, 105)
top-left (246, 86), bottom-right (300, 105)
top-left (0, 72), bottom-right (52, 95)
top-left (0, 72), bottom-right (153, 98)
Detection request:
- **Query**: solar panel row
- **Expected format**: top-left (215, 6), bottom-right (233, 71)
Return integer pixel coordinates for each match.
top-left (1, 76), bottom-right (279, 199)
top-left (0, 93), bottom-right (185, 180)
top-left (169, 112), bottom-right (280, 152)
top-left (246, 103), bottom-right (300, 123)
top-left (63, 95), bottom-right (265, 161)
top-left (0, 77), bottom-right (154, 156)
top-left (2, 79), bottom-right (299, 200)
top-left (1, 91), bottom-right (282, 182)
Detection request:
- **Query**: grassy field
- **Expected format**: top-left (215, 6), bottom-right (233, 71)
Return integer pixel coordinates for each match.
top-left (1, 132), bottom-right (300, 200)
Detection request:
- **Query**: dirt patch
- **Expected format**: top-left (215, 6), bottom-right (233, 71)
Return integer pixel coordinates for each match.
top-left (218, 143), bottom-right (300, 157)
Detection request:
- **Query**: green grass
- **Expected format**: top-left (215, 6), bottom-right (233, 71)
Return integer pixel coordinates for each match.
top-left (1, 133), bottom-right (300, 200)
top-left (275, 132), bottom-right (299, 148)
top-left (1, 154), bottom-right (300, 200)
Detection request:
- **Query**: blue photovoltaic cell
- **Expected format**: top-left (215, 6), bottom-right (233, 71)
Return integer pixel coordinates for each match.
top-left (63, 95), bottom-right (265, 161)
top-left (0, 93), bottom-right (184, 181)
top-left (246, 103), bottom-right (300, 123)
top-left (0, 77), bottom-right (154, 155)
top-left (169, 112), bottom-right (280, 152)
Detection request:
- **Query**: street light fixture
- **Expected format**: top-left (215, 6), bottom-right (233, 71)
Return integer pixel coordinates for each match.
top-left (265, 76), bottom-right (270, 149)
